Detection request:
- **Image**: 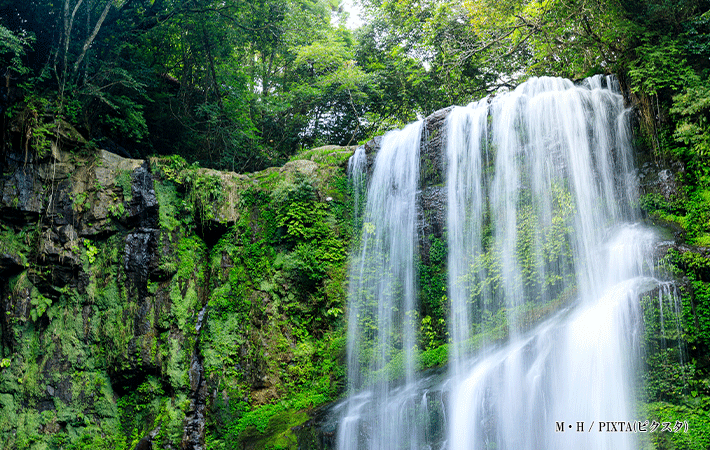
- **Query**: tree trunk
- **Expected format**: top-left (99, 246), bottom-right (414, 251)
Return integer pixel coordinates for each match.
top-left (73, 0), bottom-right (113, 74)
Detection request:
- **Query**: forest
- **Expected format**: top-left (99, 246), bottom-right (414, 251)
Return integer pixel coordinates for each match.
top-left (1, 0), bottom-right (709, 170)
top-left (0, 0), bottom-right (710, 449)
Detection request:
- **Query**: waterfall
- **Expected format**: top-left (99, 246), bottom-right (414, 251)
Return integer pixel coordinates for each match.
top-left (348, 146), bottom-right (368, 223)
top-left (340, 120), bottom-right (423, 450)
top-left (338, 76), bottom-right (662, 450)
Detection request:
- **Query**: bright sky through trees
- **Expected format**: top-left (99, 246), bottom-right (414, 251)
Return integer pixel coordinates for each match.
top-left (342, 0), bottom-right (363, 28)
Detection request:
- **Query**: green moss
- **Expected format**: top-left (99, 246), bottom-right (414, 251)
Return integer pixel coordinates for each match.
top-left (166, 235), bottom-right (206, 334)
top-left (0, 142), bottom-right (357, 449)
top-left (154, 180), bottom-right (182, 231)
top-left (116, 376), bottom-right (184, 449)
top-left (639, 401), bottom-right (710, 450)
top-left (0, 394), bottom-right (17, 432)
top-left (418, 237), bottom-right (448, 346)
top-left (289, 145), bottom-right (354, 166)
top-left (640, 174), bottom-right (710, 246)
top-left (202, 160), bottom-right (353, 447)
top-left (245, 408), bottom-right (308, 450)
top-left (14, 409), bottom-right (42, 449)
top-left (170, 282), bottom-right (198, 332)
top-left (45, 310), bottom-right (81, 366)
top-left (0, 225), bottom-right (32, 267)
top-left (202, 306), bottom-right (249, 380)
top-left (166, 337), bottom-right (189, 390)
top-left (116, 170), bottom-right (133, 202)
top-left (225, 390), bottom-right (331, 450)
top-left (418, 344), bottom-right (448, 370)
top-left (154, 393), bottom-right (189, 445)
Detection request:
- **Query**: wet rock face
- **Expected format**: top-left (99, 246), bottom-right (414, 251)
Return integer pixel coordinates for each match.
top-left (0, 123), bottom-right (201, 447)
top-left (293, 404), bottom-right (338, 450)
top-left (0, 252), bottom-right (24, 276)
top-left (182, 354), bottom-right (207, 450)
top-left (638, 159), bottom-right (686, 201)
top-left (362, 108), bottom-right (450, 188)
top-left (363, 135), bottom-right (382, 175)
top-left (0, 151), bottom-right (72, 224)
top-left (420, 107), bottom-right (452, 188)
top-left (124, 229), bottom-right (161, 298)
top-left (418, 186), bottom-right (446, 263)
top-left (182, 303), bottom-right (208, 450)
top-left (656, 168), bottom-right (681, 200)
top-left (127, 162), bottom-right (159, 228)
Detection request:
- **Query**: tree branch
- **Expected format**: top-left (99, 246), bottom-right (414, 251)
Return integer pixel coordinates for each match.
top-left (73, 0), bottom-right (112, 74)
top-left (61, 0), bottom-right (84, 73)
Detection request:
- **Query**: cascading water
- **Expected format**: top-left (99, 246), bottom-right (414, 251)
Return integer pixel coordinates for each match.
top-left (338, 75), bottom-right (667, 450)
top-left (348, 146), bottom-right (368, 222)
top-left (447, 76), bottom-right (642, 450)
top-left (340, 120), bottom-right (424, 450)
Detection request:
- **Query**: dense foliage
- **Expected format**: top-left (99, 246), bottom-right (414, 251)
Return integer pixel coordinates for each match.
top-left (2, 0), bottom-right (708, 170)
top-left (0, 0), bottom-right (451, 171)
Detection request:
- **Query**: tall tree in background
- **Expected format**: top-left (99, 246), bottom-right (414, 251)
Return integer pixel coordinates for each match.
top-left (354, 0), bottom-right (513, 128)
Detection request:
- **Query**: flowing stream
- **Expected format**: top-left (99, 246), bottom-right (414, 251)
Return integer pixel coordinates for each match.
top-left (339, 76), bottom-right (663, 450)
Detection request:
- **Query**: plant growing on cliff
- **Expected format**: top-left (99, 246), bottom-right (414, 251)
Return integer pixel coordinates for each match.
top-left (28, 290), bottom-right (51, 322)
top-left (12, 95), bottom-right (55, 159)
top-left (671, 77), bottom-right (710, 158)
top-left (152, 155), bottom-right (226, 228)
top-left (83, 239), bottom-right (99, 265)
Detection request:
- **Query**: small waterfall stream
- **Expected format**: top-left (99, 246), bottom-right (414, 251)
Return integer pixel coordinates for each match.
top-left (341, 120), bottom-right (423, 450)
top-left (338, 76), bottom-right (667, 450)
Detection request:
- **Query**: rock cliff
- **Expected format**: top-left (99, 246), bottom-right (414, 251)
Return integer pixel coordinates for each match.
top-left (0, 120), bottom-right (357, 449)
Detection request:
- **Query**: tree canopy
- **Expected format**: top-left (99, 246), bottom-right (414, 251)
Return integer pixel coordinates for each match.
top-left (1, 0), bottom-right (709, 171)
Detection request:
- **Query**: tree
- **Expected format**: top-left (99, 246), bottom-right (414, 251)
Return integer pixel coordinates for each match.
top-left (0, 23), bottom-right (33, 80)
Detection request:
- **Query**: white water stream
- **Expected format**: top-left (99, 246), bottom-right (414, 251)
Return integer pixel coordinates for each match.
top-left (339, 76), bottom-right (663, 450)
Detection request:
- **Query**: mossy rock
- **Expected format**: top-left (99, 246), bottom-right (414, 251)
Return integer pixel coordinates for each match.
top-left (290, 145), bottom-right (357, 167)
